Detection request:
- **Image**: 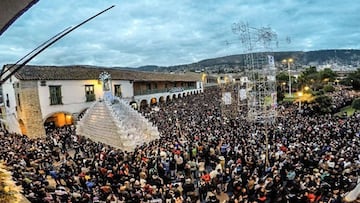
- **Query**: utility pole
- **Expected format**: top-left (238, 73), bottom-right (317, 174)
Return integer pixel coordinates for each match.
top-left (287, 59), bottom-right (293, 97)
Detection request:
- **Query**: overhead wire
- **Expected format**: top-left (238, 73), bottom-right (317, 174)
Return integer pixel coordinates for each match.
top-left (0, 5), bottom-right (115, 84)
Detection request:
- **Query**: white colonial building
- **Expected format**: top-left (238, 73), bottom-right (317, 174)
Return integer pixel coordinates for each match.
top-left (0, 65), bottom-right (203, 138)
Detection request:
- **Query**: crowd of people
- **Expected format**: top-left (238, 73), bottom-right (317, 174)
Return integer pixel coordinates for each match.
top-left (328, 88), bottom-right (360, 113)
top-left (0, 86), bottom-right (359, 203)
top-left (298, 87), bottom-right (360, 116)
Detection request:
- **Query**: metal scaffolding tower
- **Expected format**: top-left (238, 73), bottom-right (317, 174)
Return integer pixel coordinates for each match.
top-left (232, 22), bottom-right (278, 167)
top-left (232, 22), bottom-right (278, 124)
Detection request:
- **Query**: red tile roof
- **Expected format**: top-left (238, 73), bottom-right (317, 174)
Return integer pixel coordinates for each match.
top-left (6, 64), bottom-right (200, 82)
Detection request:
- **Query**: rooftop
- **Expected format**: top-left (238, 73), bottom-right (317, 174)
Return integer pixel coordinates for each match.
top-left (4, 64), bottom-right (200, 82)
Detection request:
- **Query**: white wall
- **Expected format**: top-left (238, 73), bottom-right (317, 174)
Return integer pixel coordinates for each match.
top-left (112, 80), bottom-right (133, 98)
top-left (38, 80), bottom-right (100, 119)
top-left (1, 76), bottom-right (21, 133)
top-left (196, 81), bottom-right (204, 91)
top-left (38, 79), bottom-right (134, 119)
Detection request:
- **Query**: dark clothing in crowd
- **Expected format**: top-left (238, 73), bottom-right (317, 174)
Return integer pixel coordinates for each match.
top-left (0, 86), bottom-right (359, 203)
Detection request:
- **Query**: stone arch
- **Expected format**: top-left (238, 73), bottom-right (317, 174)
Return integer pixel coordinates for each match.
top-left (178, 93), bottom-right (181, 98)
top-left (183, 93), bottom-right (186, 97)
top-left (166, 95), bottom-right (171, 102)
top-left (150, 97), bottom-right (157, 106)
top-left (187, 92), bottom-right (190, 96)
top-left (172, 94), bottom-right (177, 99)
top-left (43, 111), bottom-right (74, 131)
top-left (18, 119), bottom-right (27, 135)
top-left (129, 101), bottom-right (138, 110)
top-left (140, 99), bottom-right (148, 110)
top-left (159, 96), bottom-right (165, 104)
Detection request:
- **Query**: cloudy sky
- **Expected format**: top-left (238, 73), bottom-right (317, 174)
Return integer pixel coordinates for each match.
top-left (0, 0), bottom-right (359, 68)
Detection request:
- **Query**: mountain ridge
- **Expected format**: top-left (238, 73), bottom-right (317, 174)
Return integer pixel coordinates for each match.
top-left (137, 49), bottom-right (360, 72)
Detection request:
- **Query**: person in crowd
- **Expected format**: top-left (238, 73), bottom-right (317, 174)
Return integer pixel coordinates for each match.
top-left (0, 86), bottom-right (359, 202)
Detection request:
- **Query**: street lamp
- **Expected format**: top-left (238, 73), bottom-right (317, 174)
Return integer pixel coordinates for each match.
top-left (282, 82), bottom-right (286, 91)
top-left (282, 58), bottom-right (294, 97)
top-left (297, 91), bottom-right (303, 111)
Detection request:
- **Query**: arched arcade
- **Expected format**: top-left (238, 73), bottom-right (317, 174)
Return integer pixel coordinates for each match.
top-left (43, 112), bottom-right (74, 132)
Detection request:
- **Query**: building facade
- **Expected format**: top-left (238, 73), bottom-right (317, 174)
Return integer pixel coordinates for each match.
top-left (0, 65), bottom-right (202, 138)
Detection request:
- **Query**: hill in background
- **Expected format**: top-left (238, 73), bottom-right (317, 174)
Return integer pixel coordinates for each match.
top-left (137, 49), bottom-right (360, 73)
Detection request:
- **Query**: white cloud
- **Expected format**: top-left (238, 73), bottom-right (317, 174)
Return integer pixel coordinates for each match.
top-left (0, 0), bottom-right (359, 67)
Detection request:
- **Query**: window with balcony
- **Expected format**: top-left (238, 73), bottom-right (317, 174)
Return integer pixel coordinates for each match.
top-left (49, 86), bottom-right (62, 105)
top-left (114, 85), bottom-right (122, 97)
top-left (85, 85), bottom-right (95, 102)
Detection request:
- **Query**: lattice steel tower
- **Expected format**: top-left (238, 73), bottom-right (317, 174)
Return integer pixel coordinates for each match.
top-left (232, 22), bottom-right (278, 124)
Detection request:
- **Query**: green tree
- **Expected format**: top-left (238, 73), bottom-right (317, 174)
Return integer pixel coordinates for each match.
top-left (297, 66), bottom-right (320, 90)
top-left (276, 71), bottom-right (289, 84)
top-left (319, 68), bottom-right (337, 83)
top-left (312, 95), bottom-right (333, 114)
top-left (342, 68), bottom-right (360, 90)
top-left (276, 71), bottom-right (296, 93)
top-left (277, 86), bottom-right (285, 102)
top-left (352, 98), bottom-right (360, 110)
top-left (323, 85), bottom-right (335, 93)
top-left (303, 66), bottom-right (318, 76)
top-left (276, 71), bottom-right (289, 93)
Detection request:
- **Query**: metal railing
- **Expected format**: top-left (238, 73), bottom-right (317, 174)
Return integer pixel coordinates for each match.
top-left (50, 96), bottom-right (63, 105)
top-left (86, 94), bottom-right (96, 102)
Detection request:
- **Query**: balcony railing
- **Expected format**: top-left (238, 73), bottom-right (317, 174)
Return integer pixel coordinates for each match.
top-left (134, 86), bottom-right (197, 96)
top-left (86, 94), bottom-right (96, 102)
top-left (50, 97), bottom-right (63, 105)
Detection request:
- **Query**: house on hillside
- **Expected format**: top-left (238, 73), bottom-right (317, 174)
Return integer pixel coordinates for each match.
top-left (0, 65), bottom-right (203, 138)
